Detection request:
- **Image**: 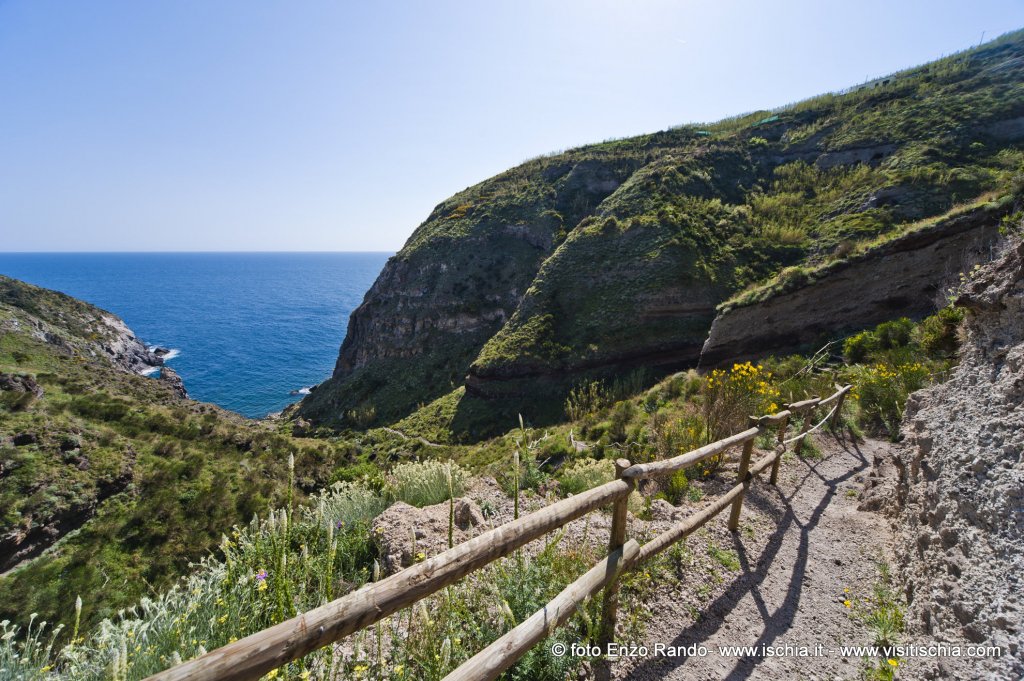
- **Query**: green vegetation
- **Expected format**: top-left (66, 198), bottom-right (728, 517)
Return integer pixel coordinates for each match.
top-left (0, 461), bottom-right (650, 681)
top-left (846, 561), bottom-right (907, 680)
top-left (301, 29), bottom-right (1024, 435)
top-left (0, 282), bottom-right (347, 634)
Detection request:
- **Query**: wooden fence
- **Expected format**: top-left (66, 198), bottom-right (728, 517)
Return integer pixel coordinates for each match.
top-left (148, 384), bottom-right (853, 681)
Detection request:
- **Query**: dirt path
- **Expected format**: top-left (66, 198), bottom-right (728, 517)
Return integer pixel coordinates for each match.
top-left (615, 435), bottom-right (896, 681)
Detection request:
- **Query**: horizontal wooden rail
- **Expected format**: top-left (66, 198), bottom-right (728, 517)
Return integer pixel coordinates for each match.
top-left (442, 540), bottom-right (641, 681)
top-left (623, 426), bottom-right (760, 480)
top-left (153, 383), bottom-right (852, 681)
top-left (146, 479), bottom-right (630, 681)
top-left (817, 384), bottom-right (851, 407)
top-left (786, 396), bottom-right (820, 412)
top-left (756, 409), bottom-right (791, 425)
top-left (635, 447), bottom-right (781, 564)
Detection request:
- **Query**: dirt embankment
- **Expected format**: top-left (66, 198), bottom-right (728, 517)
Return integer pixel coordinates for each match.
top-left (863, 239), bottom-right (1024, 679)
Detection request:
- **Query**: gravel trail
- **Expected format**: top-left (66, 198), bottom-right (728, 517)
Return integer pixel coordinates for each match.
top-left (616, 434), bottom-right (897, 681)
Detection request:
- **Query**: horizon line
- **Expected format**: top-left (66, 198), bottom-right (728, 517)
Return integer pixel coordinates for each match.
top-left (0, 250), bottom-right (398, 255)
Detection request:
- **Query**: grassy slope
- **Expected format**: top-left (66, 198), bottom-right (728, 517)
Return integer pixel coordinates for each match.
top-left (303, 30), bottom-right (1024, 438)
top-left (0, 281), bottom-right (350, 633)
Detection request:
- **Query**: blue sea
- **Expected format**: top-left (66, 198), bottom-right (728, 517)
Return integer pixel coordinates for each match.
top-left (0, 253), bottom-right (390, 418)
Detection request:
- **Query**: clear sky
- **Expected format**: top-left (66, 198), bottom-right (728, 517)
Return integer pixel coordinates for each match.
top-left (2, 1), bottom-right (1022, 252)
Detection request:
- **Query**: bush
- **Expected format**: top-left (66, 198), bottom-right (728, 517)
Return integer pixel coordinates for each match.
top-left (843, 330), bottom-right (878, 363)
top-left (314, 481), bottom-right (388, 527)
top-left (853, 363), bottom-right (931, 439)
top-left (844, 318), bottom-right (914, 362)
top-left (558, 458), bottom-right (614, 497)
top-left (564, 380), bottom-right (611, 421)
top-left (702, 362), bottom-right (781, 440)
top-left (386, 460), bottom-right (468, 507)
top-left (664, 469), bottom-right (690, 505)
top-left (607, 400), bottom-right (637, 443)
top-left (917, 306), bottom-right (965, 358)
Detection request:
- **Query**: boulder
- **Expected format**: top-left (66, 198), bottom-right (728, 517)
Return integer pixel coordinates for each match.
top-left (371, 497), bottom-right (485, 574)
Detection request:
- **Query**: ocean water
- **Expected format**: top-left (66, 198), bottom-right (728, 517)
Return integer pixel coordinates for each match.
top-left (0, 253), bottom-right (390, 418)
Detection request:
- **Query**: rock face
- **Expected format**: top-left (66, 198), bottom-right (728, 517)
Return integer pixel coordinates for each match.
top-left (158, 366), bottom-right (188, 399)
top-left (864, 239), bottom-right (1024, 679)
top-left (371, 498), bottom-right (485, 574)
top-left (699, 204), bottom-right (1006, 368)
top-left (0, 275), bottom-right (163, 376)
top-left (301, 33), bottom-right (1024, 436)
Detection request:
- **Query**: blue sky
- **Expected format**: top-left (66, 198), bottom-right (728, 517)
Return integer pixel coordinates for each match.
top-left (1, 1), bottom-right (1022, 252)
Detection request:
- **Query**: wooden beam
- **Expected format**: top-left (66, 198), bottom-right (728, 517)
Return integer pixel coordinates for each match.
top-left (443, 540), bottom-right (642, 681)
top-left (623, 426), bottom-right (760, 480)
top-left (146, 479), bottom-right (631, 681)
top-left (728, 420), bottom-right (755, 532)
top-left (598, 459), bottom-right (632, 650)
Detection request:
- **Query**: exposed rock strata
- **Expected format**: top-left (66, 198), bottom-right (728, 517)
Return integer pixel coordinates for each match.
top-left (699, 205), bottom-right (1006, 368)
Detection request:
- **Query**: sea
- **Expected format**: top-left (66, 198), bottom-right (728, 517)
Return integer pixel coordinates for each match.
top-left (0, 252), bottom-right (391, 418)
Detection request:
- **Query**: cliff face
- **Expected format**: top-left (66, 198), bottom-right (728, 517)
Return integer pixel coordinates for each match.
top-left (698, 203), bottom-right (1008, 367)
top-left (861, 238), bottom-right (1024, 679)
top-left (302, 31), bottom-right (1024, 434)
top-left (299, 154), bottom-right (644, 423)
top-left (0, 275), bottom-right (163, 375)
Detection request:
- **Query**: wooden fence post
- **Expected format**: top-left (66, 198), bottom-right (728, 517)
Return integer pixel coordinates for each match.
top-left (770, 412), bottom-right (789, 486)
top-left (830, 386), bottom-right (849, 431)
top-left (795, 399), bottom-right (816, 456)
top-left (599, 458), bottom-right (632, 653)
top-left (728, 420), bottom-right (755, 532)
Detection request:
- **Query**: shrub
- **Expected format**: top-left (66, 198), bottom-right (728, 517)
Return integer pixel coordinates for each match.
top-left (843, 330), bottom-right (878, 363)
top-left (558, 458), bottom-right (614, 497)
top-left (874, 318), bottom-right (914, 350)
top-left (702, 362), bottom-right (781, 441)
top-left (844, 318), bottom-right (915, 362)
top-left (386, 460), bottom-right (468, 507)
top-left (607, 400), bottom-right (637, 443)
top-left (314, 481), bottom-right (388, 527)
top-left (916, 306), bottom-right (965, 358)
top-left (664, 469), bottom-right (690, 505)
top-left (853, 362), bottom-right (931, 439)
top-left (564, 380), bottom-right (610, 421)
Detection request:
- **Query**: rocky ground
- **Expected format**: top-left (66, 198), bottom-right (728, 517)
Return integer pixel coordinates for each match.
top-left (862, 239), bottom-right (1024, 680)
top-left (611, 435), bottom-right (898, 681)
top-left (368, 432), bottom-right (900, 680)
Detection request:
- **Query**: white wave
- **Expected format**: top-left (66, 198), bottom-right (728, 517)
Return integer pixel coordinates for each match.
top-left (161, 348), bottom-right (181, 361)
top-left (139, 366), bottom-right (160, 376)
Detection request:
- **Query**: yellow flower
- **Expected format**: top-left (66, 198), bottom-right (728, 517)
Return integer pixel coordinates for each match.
top-left (887, 659), bottom-right (899, 667)
top-left (257, 580), bottom-right (268, 591)
top-left (395, 665), bottom-right (405, 676)
top-left (300, 671), bottom-right (311, 680)
top-left (843, 600), bottom-right (851, 608)
top-left (229, 637), bottom-right (238, 643)
top-left (415, 551), bottom-right (426, 562)
top-left (266, 670), bottom-right (279, 680)
top-left (843, 587), bottom-right (849, 593)
top-left (218, 615), bottom-right (228, 624)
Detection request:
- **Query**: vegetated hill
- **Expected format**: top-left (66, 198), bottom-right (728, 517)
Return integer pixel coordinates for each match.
top-left (298, 30), bottom-right (1024, 440)
top-left (0, 276), bottom-right (346, 632)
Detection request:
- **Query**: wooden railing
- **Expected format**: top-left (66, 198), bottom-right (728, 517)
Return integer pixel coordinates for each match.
top-left (148, 384), bottom-right (853, 681)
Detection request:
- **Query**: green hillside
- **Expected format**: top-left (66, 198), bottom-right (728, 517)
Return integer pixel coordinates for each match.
top-left (0, 277), bottom-right (349, 632)
top-left (298, 30), bottom-right (1024, 439)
